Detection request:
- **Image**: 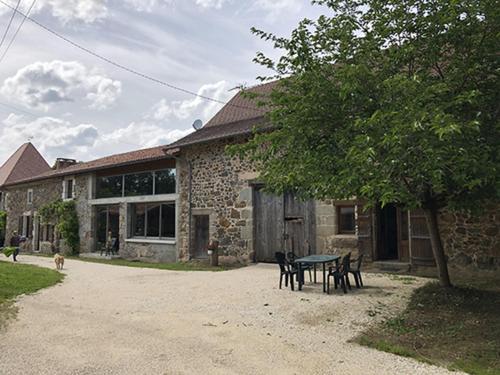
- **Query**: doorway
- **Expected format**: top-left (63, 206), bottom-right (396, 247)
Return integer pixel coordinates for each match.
top-left (193, 215), bottom-right (209, 258)
top-left (377, 204), bottom-right (399, 260)
top-left (95, 205), bottom-right (120, 253)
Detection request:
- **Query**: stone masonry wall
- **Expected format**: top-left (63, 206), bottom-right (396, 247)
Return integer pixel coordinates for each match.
top-left (178, 138), bottom-right (259, 264)
top-left (440, 205), bottom-right (500, 270)
top-left (4, 178), bottom-right (62, 253)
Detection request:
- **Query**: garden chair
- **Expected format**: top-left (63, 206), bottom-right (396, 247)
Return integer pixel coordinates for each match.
top-left (327, 252), bottom-right (352, 294)
top-left (287, 252), bottom-right (313, 283)
top-left (275, 252), bottom-right (298, 291)
top-left (349, 254), bottom-right (364, 288)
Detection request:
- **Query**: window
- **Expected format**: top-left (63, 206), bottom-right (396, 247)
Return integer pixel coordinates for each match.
top-left (27, 189), bottom-right (33, 204)
top-left (96, 175), bottom-right (123, 198)
top-left (124, 172), bottom-right (153, 196)
top-left (95, 169), bottom-right (176, 199)
top-left (95, 205), bottom-right (120, 252)
top-left (337, 205), bottom-right (356, 234)
top-left (129, 202), bottom-right (175, 239)
top-left (42, 225), bottom-right (55, 242)
top-left (63, 179), bottom-right (74, 200)
top-left (155, 169), bottom-right (176, 194)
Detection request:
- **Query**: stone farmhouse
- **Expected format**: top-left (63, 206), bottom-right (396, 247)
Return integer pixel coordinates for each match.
top-left (1, 82), bottom-right (498, 270)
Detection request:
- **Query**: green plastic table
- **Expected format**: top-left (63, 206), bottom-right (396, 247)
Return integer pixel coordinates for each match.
top-left (295, 255), bottom-right (340, 292)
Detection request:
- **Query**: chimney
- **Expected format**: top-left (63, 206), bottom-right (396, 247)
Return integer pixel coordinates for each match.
top-left (53, 158), bottom-right (77, 170)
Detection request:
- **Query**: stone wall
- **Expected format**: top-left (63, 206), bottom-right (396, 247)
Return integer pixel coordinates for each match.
top-left (74, 174), bottom-right (93, 253)
top-left (440, 205), bottom-right (500, 270)
top-left (4, 178), bottom-right (62, 253)
top-left (177, 138), bottom-right (259, 264)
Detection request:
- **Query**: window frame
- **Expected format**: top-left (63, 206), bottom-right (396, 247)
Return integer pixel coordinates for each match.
top-left (128, 201), bottom-right (176, 240)
top-left (337, 205), bottom-right (356, 235)
top-left (95, 168), bottom-right (176, 200)
top-left (27, 189), bottom-right (33, 205)
top-left (62, 178), bottom-right (76, 200)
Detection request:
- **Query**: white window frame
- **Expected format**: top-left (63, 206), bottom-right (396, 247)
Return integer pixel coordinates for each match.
top-left (62, 177), bottom-right (76, 201)
top-left (27, 189), bottom-right (33, 205)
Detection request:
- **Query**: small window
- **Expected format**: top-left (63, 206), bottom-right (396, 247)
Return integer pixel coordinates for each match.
top-left (63, 179), bottom-right (75, 200)
top-left (337, 205), bottom-right (356, 234)
top-left (27, 189), bottom-right (33, 204)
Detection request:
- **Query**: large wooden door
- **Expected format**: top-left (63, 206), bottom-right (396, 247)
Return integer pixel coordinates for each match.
top-left (409, 209), bottom-right (435, 266)
top-left (254, 188), bottom-right (315, 262)
top-left (193, 215), bottom-right (210, 258)
top-left (283, 192), bottom-right (315, 258)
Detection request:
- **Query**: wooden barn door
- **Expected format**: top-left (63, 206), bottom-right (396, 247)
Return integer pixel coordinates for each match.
top-left (409, 209), bottom-right (435, 266)
top-left (254, 188), bottom-right (315, 262)
top-left (254, 187), bottom-right (285, 262)
top-left (283, 192), bottom-right (315, 258)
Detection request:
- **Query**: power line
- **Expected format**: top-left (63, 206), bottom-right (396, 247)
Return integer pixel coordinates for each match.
top-left (0, 0), bottom-right (265, 113)
top-left (0, 0), bottom-right (21, 51)
top-left (0, 0), bottom-right (37, 63)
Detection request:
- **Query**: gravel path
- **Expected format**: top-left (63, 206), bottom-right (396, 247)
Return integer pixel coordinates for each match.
top-left (0, 256), bottom-right (462, 375)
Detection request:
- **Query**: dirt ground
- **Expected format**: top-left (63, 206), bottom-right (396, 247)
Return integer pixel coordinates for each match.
top-left (0, 256), bottom-right (464, 375)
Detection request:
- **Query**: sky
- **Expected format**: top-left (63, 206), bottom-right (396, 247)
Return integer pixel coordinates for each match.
top-left (0, 0), bottom-right (327, 166)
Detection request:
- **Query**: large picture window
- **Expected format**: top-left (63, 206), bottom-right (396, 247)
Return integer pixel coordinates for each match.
top-left (125, 172), bottom-right (154, 196)
top-left (95, 169), bottom-right (176, 199)
top-left (96, 175), bottom-right (123, 198)
top-left (129, 202), bottom-right (175, 239)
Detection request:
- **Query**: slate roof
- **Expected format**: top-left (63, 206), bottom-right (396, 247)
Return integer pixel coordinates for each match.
top-left (0, 143), bottom-right (51, 187)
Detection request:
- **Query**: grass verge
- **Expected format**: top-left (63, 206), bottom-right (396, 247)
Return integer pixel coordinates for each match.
top-left (356, 279), bottom-right (500, 375)
top-left (0, 261), bottom-right (64, 329)
top-left (31, 253), bottom-right (231, 272)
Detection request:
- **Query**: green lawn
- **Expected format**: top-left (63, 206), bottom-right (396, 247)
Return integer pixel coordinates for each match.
top-left (357, 277), bottom-right (500, 375)
top-left (0, 261), bottom-right (64, 328)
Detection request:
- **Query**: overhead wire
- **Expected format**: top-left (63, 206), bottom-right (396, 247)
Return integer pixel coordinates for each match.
top-left (0, 0), bottom-right (21, 51)
top-left (0, 0), bottom-right (37, 63)
top-left (0, 0), bottom-right (265, 113)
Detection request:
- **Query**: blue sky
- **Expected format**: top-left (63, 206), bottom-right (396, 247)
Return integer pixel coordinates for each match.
top-left (0, 0), bottom-right (326, 165)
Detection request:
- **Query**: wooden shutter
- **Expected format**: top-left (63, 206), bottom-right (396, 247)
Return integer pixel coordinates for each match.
top-left (409, 209), bottom-right (435, 266)
top-left (357, 205), bottom-right (373, 260)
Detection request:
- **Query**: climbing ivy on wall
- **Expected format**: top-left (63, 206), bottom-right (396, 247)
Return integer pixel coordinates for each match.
top-left (39, 200), bottom-right (80, 255)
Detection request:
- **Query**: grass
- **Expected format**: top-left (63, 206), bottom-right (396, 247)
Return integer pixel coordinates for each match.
top-left (0, 261), bottom-right (64, 329)
top-left (356, 277), bottom-right (500, 375)
top-left (31, 253), bottom-right (231, 272)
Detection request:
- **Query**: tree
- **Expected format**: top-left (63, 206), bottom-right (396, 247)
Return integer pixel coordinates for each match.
top-left (235, 0), bottom-right (500, 287)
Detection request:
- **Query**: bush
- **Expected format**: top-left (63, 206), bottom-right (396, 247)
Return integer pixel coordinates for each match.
top-left (39, 200), bottom-right (79, 255)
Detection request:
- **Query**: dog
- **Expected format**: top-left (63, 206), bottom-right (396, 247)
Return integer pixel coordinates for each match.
top-left (54, 253), bottom-right (65, 270)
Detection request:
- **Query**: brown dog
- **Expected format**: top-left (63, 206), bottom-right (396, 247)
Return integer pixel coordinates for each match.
top-left (54, 253), bottom-right (65, 270)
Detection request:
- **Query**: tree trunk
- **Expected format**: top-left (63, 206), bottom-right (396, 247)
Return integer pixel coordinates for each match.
top-left (423, 204), bottom-right (452, 288)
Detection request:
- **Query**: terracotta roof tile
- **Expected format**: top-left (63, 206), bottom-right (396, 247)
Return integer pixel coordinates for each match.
top-left (0, 143), bottom-right (51, 187)
top-left (5, 144), bottom-right (170, 186)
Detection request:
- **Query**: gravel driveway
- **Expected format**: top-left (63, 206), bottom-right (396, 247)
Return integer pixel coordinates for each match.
top-left (0, 256), bottom-right (462, 375)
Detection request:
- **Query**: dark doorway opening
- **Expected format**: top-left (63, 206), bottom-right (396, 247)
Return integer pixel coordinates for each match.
top-left (377, 204), bottom-right (399, 260)
top-left (193, 215), bottom-right (209, 259)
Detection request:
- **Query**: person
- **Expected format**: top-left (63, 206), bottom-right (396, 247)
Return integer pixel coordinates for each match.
top-left (10, 231), bottom-right (21, 262)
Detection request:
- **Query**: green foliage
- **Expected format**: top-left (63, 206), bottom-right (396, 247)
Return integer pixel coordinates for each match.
top-left (0, 210), bottom-right (6, 232)
top-left (233, 0), bottom-right (500, 212)
top-left (2, 247), bottom-right (15, 258)
top-left (39, 200), bottom-right (80, 255)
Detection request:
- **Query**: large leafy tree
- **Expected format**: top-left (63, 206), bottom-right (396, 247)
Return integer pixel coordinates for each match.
top-left (236, 0), bottom-right (500, 287)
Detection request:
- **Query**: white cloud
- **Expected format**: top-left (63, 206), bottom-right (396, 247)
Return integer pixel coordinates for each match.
top-left (253, 0), bottom-right (303, 20)
top-left (0, 114), bottom-right (99, 163)
top-left (99, 121), bottom-right (192, 150)
top-left (0, 0), bottom-right (109, 24)
top-left (194, 0), bottom-right (229, 9)
top-left (1, 60), bottom-right (122, 111)
top-left (150, 80), bottom-right (232, 123)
